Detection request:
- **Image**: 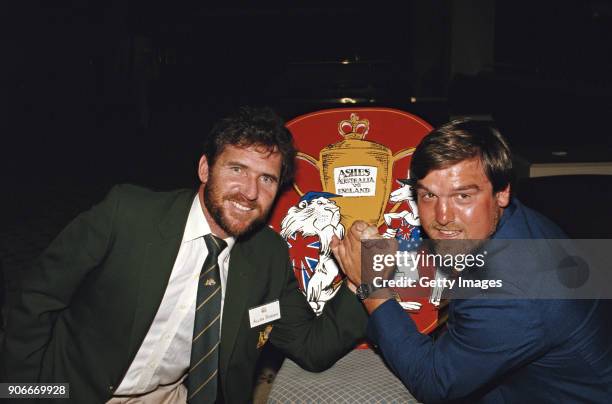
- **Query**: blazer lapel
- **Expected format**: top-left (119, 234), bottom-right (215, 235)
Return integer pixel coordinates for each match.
top-left (126, 190), bottom-right (196, 360)
top-left (219, 244), bottom-right (253, 378)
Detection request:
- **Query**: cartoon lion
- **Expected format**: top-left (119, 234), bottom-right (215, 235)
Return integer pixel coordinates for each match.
top-left (280, 191), bottom-right (345, 315)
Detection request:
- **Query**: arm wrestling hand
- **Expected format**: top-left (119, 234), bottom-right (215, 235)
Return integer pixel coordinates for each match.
top-left (331, 221), bottom-right (397, 313)
top-left (330, 220), bottom-right (375, 286)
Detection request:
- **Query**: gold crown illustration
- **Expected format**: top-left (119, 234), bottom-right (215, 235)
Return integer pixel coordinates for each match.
top-left (338, 113), bottom-right (370, 140)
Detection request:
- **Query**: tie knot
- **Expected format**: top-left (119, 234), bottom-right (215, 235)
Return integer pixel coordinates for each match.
top-left (204, 234), bottom-right (227, 260)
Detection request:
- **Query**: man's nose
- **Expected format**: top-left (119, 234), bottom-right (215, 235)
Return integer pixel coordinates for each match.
top-left (435, 198), bottom-right (454, 225)
top-left (240, 175), bottom-right (259, 201)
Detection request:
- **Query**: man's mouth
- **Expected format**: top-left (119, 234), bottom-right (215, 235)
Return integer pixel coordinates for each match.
top-left (229, 200), bottom-right (254, 212)
top-left (434, 228), bottom-right (463, 238)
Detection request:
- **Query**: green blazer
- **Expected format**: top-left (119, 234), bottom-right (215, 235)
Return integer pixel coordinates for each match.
top-left (1, 185), bottom-right (368, 403)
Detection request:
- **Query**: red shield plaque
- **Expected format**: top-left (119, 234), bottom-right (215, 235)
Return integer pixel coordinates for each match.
top-left (268, 108), bottom-right (442, 335)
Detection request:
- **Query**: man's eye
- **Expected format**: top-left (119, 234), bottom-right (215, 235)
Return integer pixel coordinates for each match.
top-left (421, 192), bottom-right (435, 200)
top-left (260, 175), bottom-right (276, 184)
top-left (230, 166), bottom-right (242, 173)
top-left (457, 193), bottom-right (471, 200)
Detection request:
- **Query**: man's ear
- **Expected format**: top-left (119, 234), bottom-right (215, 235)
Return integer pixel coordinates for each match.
top-left (198, 155), bottom-right (209, 184)
top-left (495, 184), bottom-right (511, 208)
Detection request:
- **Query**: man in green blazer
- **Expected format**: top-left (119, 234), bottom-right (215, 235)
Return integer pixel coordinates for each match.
top-left (2, 107), bottom-right (368, 403)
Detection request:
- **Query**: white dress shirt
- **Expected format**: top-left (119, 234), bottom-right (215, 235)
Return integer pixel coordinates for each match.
top-left (114, 195), bottom-right (235, 395)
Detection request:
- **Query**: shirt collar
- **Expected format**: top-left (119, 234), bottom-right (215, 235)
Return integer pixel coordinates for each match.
top-left (182, 195), bottom-right (236, 251)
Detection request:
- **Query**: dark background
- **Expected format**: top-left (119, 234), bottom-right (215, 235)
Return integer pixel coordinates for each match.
top-left (2, 0), bottom-right (612, 280)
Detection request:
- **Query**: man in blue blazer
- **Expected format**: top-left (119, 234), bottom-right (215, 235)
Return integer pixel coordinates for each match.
top-left (331, 120), bottom-right (612, 403)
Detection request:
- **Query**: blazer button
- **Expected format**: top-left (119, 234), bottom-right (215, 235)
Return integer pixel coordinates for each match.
top-left (109, 385), bottom-right (114, 391)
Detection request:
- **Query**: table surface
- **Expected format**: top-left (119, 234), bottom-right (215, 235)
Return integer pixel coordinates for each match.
top-left (267, 348), bottom-right (419, 404)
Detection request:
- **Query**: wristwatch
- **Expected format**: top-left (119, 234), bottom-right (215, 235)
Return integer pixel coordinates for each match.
top-left (356, 283), bottom-right (378, 301)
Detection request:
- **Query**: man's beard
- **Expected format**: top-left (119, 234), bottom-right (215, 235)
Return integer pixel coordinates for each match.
top-left (429, 208), bottom-right (501, 272)
top-left (203, 178), bottom-right (270, 238)
top-left (430, 239), bottom-right (484, 259)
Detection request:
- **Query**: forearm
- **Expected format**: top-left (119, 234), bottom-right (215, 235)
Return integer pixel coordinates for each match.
top-left (271, 281), bottom-right (368, 371)
top-left (363, 297), bottom-right (391, 314)
top-left (368, 299), bottom-right (550, 402)
top-left (367, 299), bottom-right (441, 401)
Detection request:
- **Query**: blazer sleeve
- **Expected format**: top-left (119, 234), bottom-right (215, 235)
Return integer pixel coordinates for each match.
top-left (367, 298), bottom-right (551, 403)
top-left (269, 259), bottom-right (369, 372)
top-left (1, 185), bottom-right (121, 382)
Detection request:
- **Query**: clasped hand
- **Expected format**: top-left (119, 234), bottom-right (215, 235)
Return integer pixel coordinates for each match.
top-left (330, 220), bottom-right (398, 292)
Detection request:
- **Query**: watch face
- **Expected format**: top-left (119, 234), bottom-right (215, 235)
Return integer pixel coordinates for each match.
top-left (356, 284), bottom-right (370, 300)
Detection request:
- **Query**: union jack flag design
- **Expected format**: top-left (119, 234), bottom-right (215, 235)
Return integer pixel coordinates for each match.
top-left (285, 232), bottom-right (322, 292)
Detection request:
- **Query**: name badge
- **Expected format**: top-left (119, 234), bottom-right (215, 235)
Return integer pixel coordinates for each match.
top-left (249, 300), bottom-right (281, 328)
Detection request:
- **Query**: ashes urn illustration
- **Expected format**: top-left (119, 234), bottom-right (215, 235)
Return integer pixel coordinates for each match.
top-left (297, 113), bottom-right (396, 229)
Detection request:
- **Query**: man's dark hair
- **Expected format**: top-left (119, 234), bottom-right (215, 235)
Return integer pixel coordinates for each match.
top-left (410, 119), bottom-right (513, 193)
top-left (202, 106), bottom-right (297, 190)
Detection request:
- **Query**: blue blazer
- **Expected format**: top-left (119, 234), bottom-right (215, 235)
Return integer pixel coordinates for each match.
top-left (368, 199), bottom-right (612, 403)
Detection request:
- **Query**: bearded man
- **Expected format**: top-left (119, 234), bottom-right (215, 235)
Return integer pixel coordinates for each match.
top-left (2, 107), bottom-right (367, 403)
top-left (331, 120), bottom-right (612, 403)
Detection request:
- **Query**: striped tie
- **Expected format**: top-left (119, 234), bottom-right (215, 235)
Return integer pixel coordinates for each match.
top-left (186, 234), bottom-right (227, 403)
